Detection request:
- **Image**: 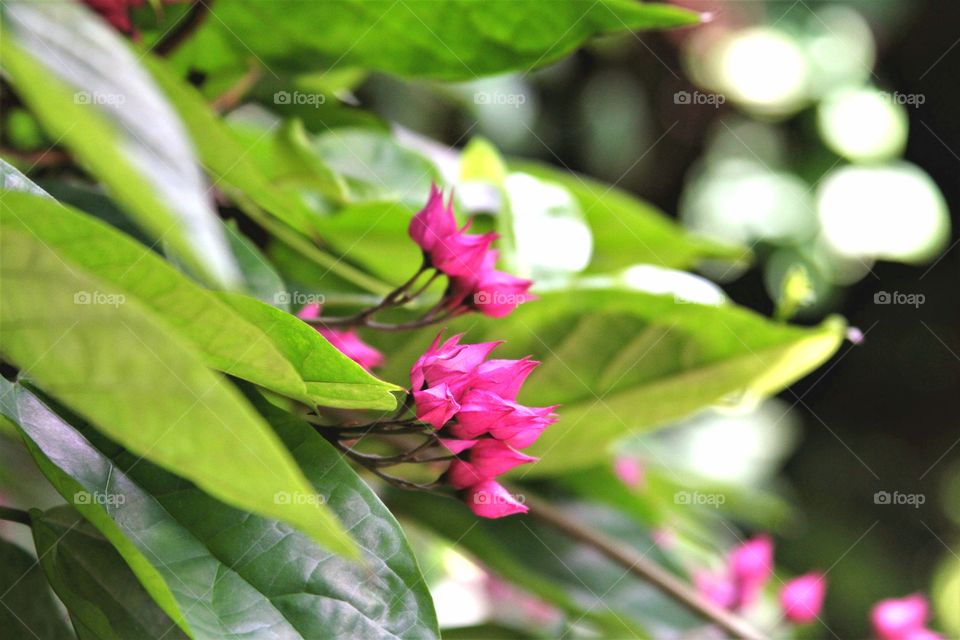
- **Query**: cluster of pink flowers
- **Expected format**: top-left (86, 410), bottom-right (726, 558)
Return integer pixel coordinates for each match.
top-left (411, 332), bottom-right (557, 517)
top-left (871, 594), bottom-right (941, 640)
top-left (409, 185), bottom-right (533, 318)
top-left (298, 304), bottom-right (384, 371)
top-left (695, 536), bottom-right (826, 624)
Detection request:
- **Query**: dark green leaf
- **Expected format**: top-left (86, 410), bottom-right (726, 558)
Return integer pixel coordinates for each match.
top-left (30, 506), bottom-right (188, 640)
top-left (4, 380), bottom-right (440, 640)
top-left (0, 535), bottom-right (74, 639)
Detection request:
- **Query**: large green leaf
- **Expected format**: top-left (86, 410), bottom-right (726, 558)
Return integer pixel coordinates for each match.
top-left (5, 381), bottom-right (440, 640)
top-left (178, 0), bottom-right (700, 80)
top-left (0, 2), bottom-right (240, 287)
top-left (0, 227), bottom-right (358, 557)
top-left (514, 161), bottom-right (750, 272)
top-left (378, 289), bottom-right (845, 475)
top-left (391, 491), bottom-right (701, 638)
top-left (0, 536), bottom-right (74, 639)
top-left (0, 191), bottom-right (400, 411)
top-left (30, 506), bottom-right (188, 640)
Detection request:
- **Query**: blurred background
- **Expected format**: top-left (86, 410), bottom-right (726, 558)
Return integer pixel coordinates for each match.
top-left (353, 0), bottom-right (960, 636)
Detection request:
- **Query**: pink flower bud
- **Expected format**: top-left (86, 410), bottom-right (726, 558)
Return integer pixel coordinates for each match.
top-left (488, 403), bottom-right (558, 448)
top-left (446, 441), bottom-right (537, 489)
top-left (298, 305), bottom-right (384, 370)
top-left (729, 536), bottom-right (774, 606)
top-left (469, 357), bottom-right (539, 401)
top-left (902, 629), bottom-right (943, 640)
top-left (780, 573), bottom-right (826, 624)
top-left (409, 184), bottom-right (457, 252)
top-left (431, 229), bottom-right (498, 278)
top-left (613, 456), bottom-right (644, 489)
top-left (464, 480), bottom-right (528, 518)
top-left (410, 333), bottom-right (500, 391)
top-left (449, 389), bottom-right (515, 439)
top-left (439, 438), bottom-right (477, 455)
top-left (871, 594), bottom-right (930, 640)
top-left (471, 268), bottom-right (534, 318)
top-left (413, 384), bottom-right (460, 429)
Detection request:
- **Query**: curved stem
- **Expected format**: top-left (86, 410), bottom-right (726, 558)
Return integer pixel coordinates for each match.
top-left (153, 0), bottom-right (211, 56)
top-left (519, 492), bottom-right (766, 640)
top-left (0, 506), bottom-right (31, 526)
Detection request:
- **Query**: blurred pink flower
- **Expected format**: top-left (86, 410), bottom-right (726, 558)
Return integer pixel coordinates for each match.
top-left (464, 481), bottom-right (528, 518)
top-left (780, 573), bottom-right (827, 624)
top-left (613, 456), bottom-right (645, 489)
top-left (871, 594), bottom-right (935, 640)
top-left (298, 304), bottom-right (384, 371)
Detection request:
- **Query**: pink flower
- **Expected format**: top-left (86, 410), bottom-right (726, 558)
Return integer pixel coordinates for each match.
top-left (729, 536), bottom-right (774, 606)
top-left (488, 403), bottom-right (558, 448)
top-left (413, 384), bottom-right (460, 429)
top-left (871, 595), bottom-right (931, 640)
top-left (468, 357), bottom-right (539, 401)
top-left (780, 573), bottom-right (826, 624)
top-left (613, 456), bottom-right (645, 489)
top-left (448, 389), bottom-right (557, 445)
top-left (410, 333), bottom-right (500, 391)
top-left (446, 440), bottom-right (537, 489)
top-left (439, 438), bottom-right (477, 455)
top-left (431, 228), bottom-right (498, 278)
top-left (450, 250), bottom-right (534, 318)
top-left (695, 570), bottom-right (738, 609)
top-left (901, 630), bottom-right (943, 640)
top-left (298, 304), bottom-right (384, 371)
top-left (409, 184), bottom-right (458, 253)
top-left (464, 480), bottom-right (528, 518)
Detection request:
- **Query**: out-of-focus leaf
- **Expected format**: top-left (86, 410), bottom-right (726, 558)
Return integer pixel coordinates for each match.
top-left (0, 536), bottom-right (74, 639)
top-left (178, 0), bottom-right (700, 80)
top-left (0, 157), bottom-right (49, 196)
top-left (223, 220), bottom-right (288, 308)
top-left (6, 380), bottom-right (440, 640)
top-left (378, 289), bottom-right (845, 475)
top-left (514, 161), bottom-right (750, 272)
top-left (392, 491), bottom-right (702, 638)
top-left (0, 192), bottom-right (399, 411)
top-left (0, 229), bottom-right (358, 557)
top-left (0, 2), bottom-right (240, 286)
top-left (30, 506), bottom-right (188, 640)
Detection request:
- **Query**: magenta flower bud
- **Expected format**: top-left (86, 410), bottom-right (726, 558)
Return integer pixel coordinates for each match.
top-left (613, 456), bottom-right (644, 489)
top-left (431, 230), bottom-right (498, 278)
top-left (464, 480), bottom-right (528, 518)
top-left (298, 304), bottom-right (384, 370)
top-left (901, 629), bottom-right (943, 640)
top-left (729, 536), bottom-right (774, 606)
top-left (409, 184), bottom-right (457, 252)
top-left (449, 389), bottom-right (515, 439)
top-left (471, 268), bottom-right (534, 318)
top-left (469, 357), bottom-right (539, 401)
top-left (871, 594), bottom-right (930, 640)
top-left (439, 438), bottom-right (477, 455)
top-left (488, 403), bottom-right (558, 448)
top-left (446, 441), bottom-right (537, 489)
top-left (410, 333), bottom-right (500, 391)
top-left (780, 573), bottom-right (826, 624)
top-left (413, 384), bottom-right (460, 429)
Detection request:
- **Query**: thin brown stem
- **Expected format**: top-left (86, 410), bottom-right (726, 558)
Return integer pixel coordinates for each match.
top-left (153, 0), bottom-right (211, 56)
top-left (0, 506), bottom-right (31, 526)
top-left (519, 492), bottom-right (767, 640)
top-left (212, 64), bottom-right (263, 113)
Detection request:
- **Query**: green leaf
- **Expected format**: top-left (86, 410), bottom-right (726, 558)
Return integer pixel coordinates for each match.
top-left (222, 220), bottom-right (288, 309)
top-left (0, 191), bottom-right (399, 412)
top-left (0, 2), bottom-right (240, 287)
top-left (391, 491), bottom-right (701, 638)
top-left (0, 227), bottom-right (358, 558)
top-left (29, 506), bottom-right (188, 640)
top-left (379, 289), bottom-right (845, 476)
top-left (6, 380), bottom-right (440, 640)
top-left (0, 535), bottom-right (75, 639)
top-left (513, 161), bottom-right (750, 272)
top-left (180, 0), bottom-right (700, 80)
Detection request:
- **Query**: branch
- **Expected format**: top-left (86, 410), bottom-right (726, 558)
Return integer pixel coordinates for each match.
top-left (520, 492), bottom-right (767, 640)
top-left (153, 0), bottom-right (212, 57)
top-left (0, 506), bottom-right (31, 526)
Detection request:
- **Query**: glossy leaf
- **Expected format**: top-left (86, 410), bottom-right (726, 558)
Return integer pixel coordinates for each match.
top-left (5, 380), bottom-right (440, 640)
top-left (0, 191), bottom-right (399, 411)
top-left (377, 289), bottom-right (845, 475)
top-left (0, 227), bottom-right (358, 557)
top-left (0, 2), bottom-right (240, 286)
top-left (513, 161), bottom-right (750, 272)
top-left (179, 0), bottom-right (700, 80)
top-left (0, 536), bottom-right (74, 639)
top-left (30, 506), bottom-right (188, 640)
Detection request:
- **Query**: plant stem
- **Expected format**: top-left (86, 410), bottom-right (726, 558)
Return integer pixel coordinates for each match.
top-left (153, 0), bottom-right (211, 56)
top-left (520, 492), bottom-right (766, 640)
top-left (0, 506), bottom-right (31, 526)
